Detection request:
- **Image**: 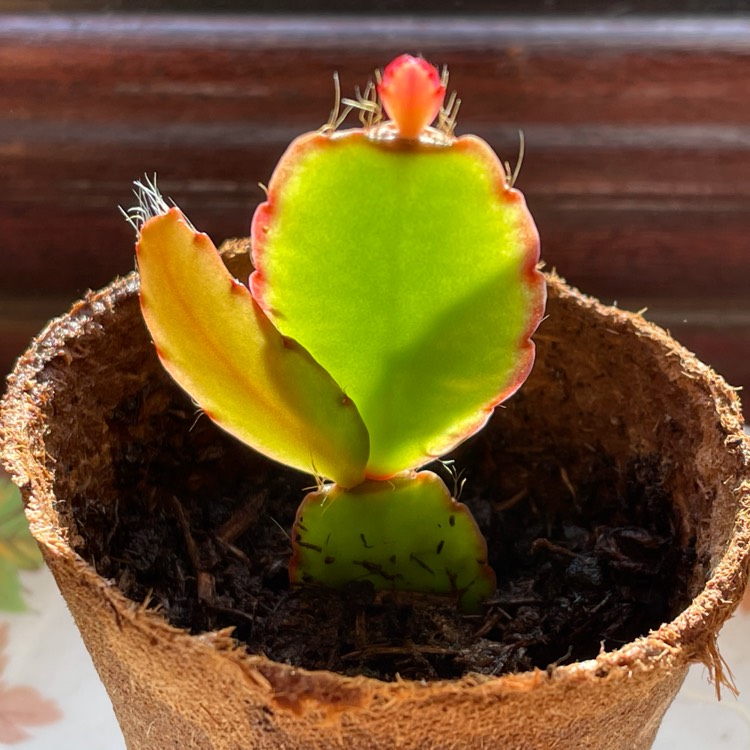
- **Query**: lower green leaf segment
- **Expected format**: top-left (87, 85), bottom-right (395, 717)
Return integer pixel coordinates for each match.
top-left (290, 471), bottom-right (496, 612)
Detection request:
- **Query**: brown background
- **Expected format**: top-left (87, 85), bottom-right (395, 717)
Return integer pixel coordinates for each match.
top-left (1, 7), bottom-right (749, 418)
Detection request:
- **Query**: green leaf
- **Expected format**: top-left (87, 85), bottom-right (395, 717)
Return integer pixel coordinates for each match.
top-left (290, 471), bottom-right (496, 613)
top-left (137, 209), bottom-right (370, 488)
top-left (0, 559), bottom-right (28, 613)
top-left (0, 478), bottom-right (42, 612)
top-left (0, 479), bottom-right (41, 572)
top-left (252, 132), bottom-right (545, 478)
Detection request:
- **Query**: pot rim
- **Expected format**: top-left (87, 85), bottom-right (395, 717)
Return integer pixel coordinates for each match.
top-left (1, 271), bottom-right (749, 702)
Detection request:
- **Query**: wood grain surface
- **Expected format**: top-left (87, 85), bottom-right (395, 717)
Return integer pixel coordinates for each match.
top-left (1, 14), bottom-right (748, 415)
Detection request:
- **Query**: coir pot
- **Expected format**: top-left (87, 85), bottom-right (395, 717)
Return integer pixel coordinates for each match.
top-left (1, 252), bottom-right (748, 750)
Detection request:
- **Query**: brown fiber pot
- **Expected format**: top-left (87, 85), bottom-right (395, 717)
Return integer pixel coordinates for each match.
top-left (1, 262), bottom-right (749, 750)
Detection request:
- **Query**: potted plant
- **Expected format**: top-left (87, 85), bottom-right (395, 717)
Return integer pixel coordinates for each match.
top-left (1, 55), bottom-right (748, 750)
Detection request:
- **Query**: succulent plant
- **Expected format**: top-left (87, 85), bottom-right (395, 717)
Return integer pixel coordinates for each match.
top-left (129, 54), bottom-right (545, 612)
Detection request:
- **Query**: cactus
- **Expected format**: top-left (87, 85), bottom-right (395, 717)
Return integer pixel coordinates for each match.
top-left (130, 54), bottom-right (545, 612)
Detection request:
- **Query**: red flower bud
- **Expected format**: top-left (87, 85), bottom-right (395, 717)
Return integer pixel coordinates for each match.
top-left (378, 54), bottom-right (446, 139)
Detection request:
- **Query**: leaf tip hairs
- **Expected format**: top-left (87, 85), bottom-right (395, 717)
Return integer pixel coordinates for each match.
top-left (438, 458), bottom-right (467, 501)
top-left (504, 130), bottom-right (525, 189)
top-left (436, 65), bottom-right (461, 138)
top-left (320, 72), bottom-right (349, 134)
top-left (341, 77), bottom-right (383, 131)
top-left (119, 175), bottom-right (195, 236)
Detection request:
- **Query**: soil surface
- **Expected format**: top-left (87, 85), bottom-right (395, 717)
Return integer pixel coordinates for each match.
top-left (75, 381), bottom-right (696, 682)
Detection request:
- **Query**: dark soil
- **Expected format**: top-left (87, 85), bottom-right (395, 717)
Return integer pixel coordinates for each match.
top-left (74, 380), bottom-right (696, 682)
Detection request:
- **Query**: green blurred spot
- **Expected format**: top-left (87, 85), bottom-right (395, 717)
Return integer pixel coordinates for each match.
top-left (0, 477), bottom-right (43, 612)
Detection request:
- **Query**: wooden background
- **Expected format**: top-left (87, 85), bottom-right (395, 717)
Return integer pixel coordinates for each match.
top-left (1, 11), bottom-right (749, 418)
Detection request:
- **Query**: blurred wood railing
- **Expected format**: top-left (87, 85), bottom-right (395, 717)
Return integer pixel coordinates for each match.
top-left (1, 13), bottom-right (748, 417)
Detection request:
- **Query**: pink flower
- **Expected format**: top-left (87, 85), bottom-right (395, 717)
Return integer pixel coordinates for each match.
top-left (378, 54), bottom-right (446, 139)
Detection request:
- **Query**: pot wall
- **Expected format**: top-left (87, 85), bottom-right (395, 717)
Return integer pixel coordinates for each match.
top-left (38, 544), bottom-right (694, 750)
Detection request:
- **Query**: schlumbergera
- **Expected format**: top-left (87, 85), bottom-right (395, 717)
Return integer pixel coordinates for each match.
top-left (129, 54), bottom-right (546, 613)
